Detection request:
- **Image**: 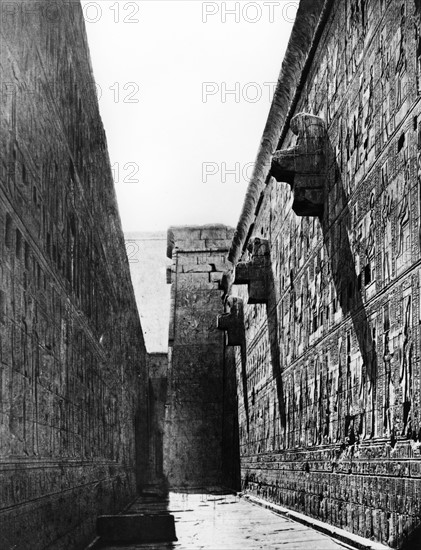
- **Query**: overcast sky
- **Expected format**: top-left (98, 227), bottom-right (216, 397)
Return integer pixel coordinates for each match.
top-left (81, 0), bottom-right (296, 232)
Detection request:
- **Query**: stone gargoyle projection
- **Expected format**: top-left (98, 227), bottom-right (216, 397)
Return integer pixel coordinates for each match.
top-left (234, 237), bottom-right (270, 305)
top-left (271, 113), bottom-right (327, 216)
top-left (220, 269), bottom-right (234, 304)
top-left (217, 296), bottom-right (245, 346)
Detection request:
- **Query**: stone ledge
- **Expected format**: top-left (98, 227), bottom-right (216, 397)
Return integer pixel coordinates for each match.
top-left (242, 495), bottom-right (391, 550)
top-left (96, 513), bottom-right (177, 544)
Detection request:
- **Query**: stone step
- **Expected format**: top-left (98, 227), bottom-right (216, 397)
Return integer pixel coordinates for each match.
top-left (96, 513), bottom-right (177, 544)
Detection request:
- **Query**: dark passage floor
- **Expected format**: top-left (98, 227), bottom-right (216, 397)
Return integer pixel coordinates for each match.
top-left (100, 492), bottom-right (349, 550)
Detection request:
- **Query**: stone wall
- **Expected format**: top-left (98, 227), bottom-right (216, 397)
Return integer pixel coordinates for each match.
top-left (0, 2), bottom-right (147, 548)
top-left (165, 225), bottom-right (238, 489)
top-left (227, 0), bottom-right (421, 547)
top-left (221, 343), bottom-right (242, 491)
top-left (146, 352), bottom-right (168, 489)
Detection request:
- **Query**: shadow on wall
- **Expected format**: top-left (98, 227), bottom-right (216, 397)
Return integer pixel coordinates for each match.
top-left (266, 257), bottom-right (287, 430)
top-left (222, 342), bottom-right (242, 491)
top-left (271, 112), bottom-right (378, 447)
top-left (219, 278), bottom-right (251, 436)
top-left (400, 524), bottom-right (421, 550)
top-left (321, 133), bottom-right (378, 446)
top-left (323, 131), bottom-right (420, 550)
top-left (232, 238), bottom-right (286, 434)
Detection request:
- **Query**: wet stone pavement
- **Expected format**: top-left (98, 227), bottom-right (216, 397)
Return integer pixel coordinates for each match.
top-left (100, 492), bottom-right (350, 550)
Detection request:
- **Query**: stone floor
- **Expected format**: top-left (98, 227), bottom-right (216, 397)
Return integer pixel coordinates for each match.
top-left (100, 491), bottom-right (351, 550)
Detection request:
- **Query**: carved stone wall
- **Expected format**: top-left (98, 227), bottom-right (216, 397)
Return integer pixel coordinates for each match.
top-left (0, 2), bottom-right (147, 548)
top-left (232, 1), bottom-right (421, 547)
top-left (165, 225), bottom-right (239, 489)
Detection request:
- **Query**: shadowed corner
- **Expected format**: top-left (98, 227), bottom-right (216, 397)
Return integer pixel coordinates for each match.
top-left (398, 523), bottom-right (421, 550)
top-left (240, 339), bottom-right (251, 436)
top-left (217, 285), bottom-right (250, 436)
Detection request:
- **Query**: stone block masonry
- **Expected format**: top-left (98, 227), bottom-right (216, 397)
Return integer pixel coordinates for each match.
top-left (165, 225), bottom-right (240, 490)
top-left (0, 2), bottom-right (148, 548)
top-left (226, 0), bottom-right (421, 548)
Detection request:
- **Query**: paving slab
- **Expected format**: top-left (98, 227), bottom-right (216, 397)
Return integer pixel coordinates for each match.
top-left (99, 492), bottom-right (351, 550)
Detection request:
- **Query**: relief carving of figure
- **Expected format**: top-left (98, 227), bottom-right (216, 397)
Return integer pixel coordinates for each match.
top-left (359, 323), bottom-right (377, 440)
top-left (379, 28), bottom-right (391, 142)
top-left (317, 358), bottom-right (324, 445)
top-left (365, 71), bottom-right (373, 115)
top-left (312, 358), bottom-right (319, 445)
top-left (397, 151), bottom-right (410, 263)
top-left (364, 66), bottom-right (374, 155)
top-left (336, 337), bottom-right (343, 442)
top-left (366, 191), bottom-right (376, 262)
top-left (330, 368), bottom-right (339, 443)
top-left (353, 76), bottom-right (365, 173)
top-left (296, 283), bottom-right (303, 347)
top-left (350, 0), bottom-right (366, 34)
top-left (383, 305), bottom-right (395, 436)
top-left (345, 115), bottom-right (352, 164)
top-left (396, 4), bottom-right (407, 106)
top-left (296, 371), bottom-right (304, 447)
top-left (306, 364), bottom-right (314, 446)
top-left (400, 295), bottom-right (413, 436)
top-left (345, 333), bottom-right (352, 418)
top-left (381, 168), bottom-right (393, 283)
top-left (324, 361), bottom-right (332, 443)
